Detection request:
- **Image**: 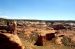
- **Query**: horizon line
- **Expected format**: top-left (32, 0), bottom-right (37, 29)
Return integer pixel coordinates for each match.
top-left (0, 18), bottom-right (75, 22)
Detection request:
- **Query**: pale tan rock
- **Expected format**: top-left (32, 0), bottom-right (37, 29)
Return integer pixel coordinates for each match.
top-left (55, 37), bottom-right (63, 45)
top-left (1, 33), bottom-right (25, 49)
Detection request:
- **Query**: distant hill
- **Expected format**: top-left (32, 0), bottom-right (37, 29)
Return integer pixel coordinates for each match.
top-left (0, 18), bottom-right (75, 23)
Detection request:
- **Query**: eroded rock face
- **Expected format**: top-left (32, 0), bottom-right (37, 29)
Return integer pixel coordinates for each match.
top-left (55, 37), bottom-right (63, 45)
top-left (34, 35), bottom-right (43, 46)
top-left (0, 33), bottom-right (24, 49)
top-left (46, 33), bottom-right (55, 40)
top-left (34, 29), bottom-right (56, 46)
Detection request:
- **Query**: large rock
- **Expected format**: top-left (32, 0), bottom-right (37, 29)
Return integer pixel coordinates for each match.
top-left (0, 33), bottom-right (24, 49)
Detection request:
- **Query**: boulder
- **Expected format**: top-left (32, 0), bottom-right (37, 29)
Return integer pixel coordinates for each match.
top-left (0, 33), bottom-right (24, 49)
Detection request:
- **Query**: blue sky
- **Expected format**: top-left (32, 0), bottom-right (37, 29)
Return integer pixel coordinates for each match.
top-left (0, 0), bottom-right (75, 20)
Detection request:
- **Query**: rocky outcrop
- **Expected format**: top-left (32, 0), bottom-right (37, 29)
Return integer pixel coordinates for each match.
top-left (0, 33), bottom-right (24, 49)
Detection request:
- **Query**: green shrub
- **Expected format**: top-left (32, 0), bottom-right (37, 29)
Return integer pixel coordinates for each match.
top-left (29, 32), bottom-right (39, 43)
top-left (62, 36), bottom-right (71, 46)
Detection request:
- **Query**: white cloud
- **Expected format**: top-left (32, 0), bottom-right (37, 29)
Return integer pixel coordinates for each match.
top-left (0, 16), bottom-right (15, 19)
top-left (0, 16), bottom-right (74, 20)
top-left (0, 16), bottom-right (9, 18)
top-left (0, 16), bottom-right (39, 20)
top-left (14, 16), bottom-right (39, 20)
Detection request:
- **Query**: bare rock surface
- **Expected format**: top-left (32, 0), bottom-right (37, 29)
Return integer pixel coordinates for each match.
top-left (0, 33), bottom-right (24, 49)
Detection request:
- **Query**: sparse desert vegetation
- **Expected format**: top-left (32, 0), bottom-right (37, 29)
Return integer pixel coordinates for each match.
top-left (0, 18), bottom-right (75, 49)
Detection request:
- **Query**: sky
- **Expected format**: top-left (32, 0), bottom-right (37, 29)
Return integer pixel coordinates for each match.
top-left (0, 0), bottom-right (75, 20)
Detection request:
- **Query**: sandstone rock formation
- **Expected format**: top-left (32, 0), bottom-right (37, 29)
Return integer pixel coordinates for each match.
top-left (0, 33), bottom-right (24, 49)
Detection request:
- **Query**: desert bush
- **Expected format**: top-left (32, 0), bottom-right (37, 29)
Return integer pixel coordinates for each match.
top-left (61, 36), bottom-right (75, 48)
top-left (30, 32), bottom-right (39, 43)
top-left (62, 36), bottom-right (71, 46)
